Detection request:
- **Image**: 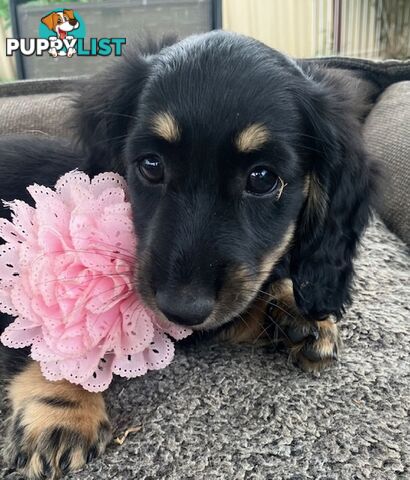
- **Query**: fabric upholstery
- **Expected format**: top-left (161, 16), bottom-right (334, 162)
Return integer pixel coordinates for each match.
top-left (0, 76), bottom-right (80, 138)
top-left (300, 57), bottom-right (410, 89)
top-left (364, 82), bottom-right (410, 246)
top-left (0, 77), bottom-right (81, 98)
top-left (0, 93), bottom-right (73, 138)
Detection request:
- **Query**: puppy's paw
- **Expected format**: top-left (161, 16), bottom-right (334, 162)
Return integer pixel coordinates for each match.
top-left (286, 318), bottom-right (341, 372)
top-left (4, 363), bottom-right (112, 479)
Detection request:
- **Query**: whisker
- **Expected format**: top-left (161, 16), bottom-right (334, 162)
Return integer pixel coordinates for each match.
top-left (53, 282), bottom-right (136, 321)
top-left (238, 311), bottom-right (278, 346)
top-left (30, 247), bottom-right (136, 270)
top-left (69, 236), bottom-right (136, 258)
top-left (244, 303), bottom-right (290, 342)
top-left (89, 133), bottom-right (129, 147)
top-left (40, 270), bottom-right (136, 287)
top-left (254, 294), bottom-right (300, 322)
top-left (101, 111), bottom-right (140, 121)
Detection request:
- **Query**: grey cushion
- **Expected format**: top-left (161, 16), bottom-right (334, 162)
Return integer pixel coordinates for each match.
top-left (0, 77), bottom-right (82, 98)
top-left (0, 93), bottom-right (73, 138)
top-left (0, 77), bottom-right (76, 138)
top-left (364, 82), bottom-right (410, 246)
top-left (0, 218), bottom-right (409, 479)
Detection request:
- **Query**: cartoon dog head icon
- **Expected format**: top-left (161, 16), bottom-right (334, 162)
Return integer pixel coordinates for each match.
top-left (41, 9), bottom-right (79, 40)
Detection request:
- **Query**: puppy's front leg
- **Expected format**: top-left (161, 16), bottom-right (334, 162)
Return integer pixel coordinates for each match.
top-left (265, 279), bottom-right (342, 371)
top-left (220, 278), bottom-right (341, 371)
top-left (5, 361), bottom-right (112, 479)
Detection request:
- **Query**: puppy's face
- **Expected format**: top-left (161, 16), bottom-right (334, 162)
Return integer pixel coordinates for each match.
top-left (41, 10), bottom-right (79, 38)
top-left (58, 10), bottom-right (79, 34)
top-left (79, 32), bottom-right (373, 330)
top-left (123, 35), bottom-right (307, 330)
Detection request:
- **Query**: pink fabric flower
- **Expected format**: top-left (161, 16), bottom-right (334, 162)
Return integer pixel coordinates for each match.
top-left (0, 171), bottom-right (191, 392)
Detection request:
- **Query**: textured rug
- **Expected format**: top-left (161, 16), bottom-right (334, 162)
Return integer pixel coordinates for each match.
top-left (1, 217), bottom-right (409, 480)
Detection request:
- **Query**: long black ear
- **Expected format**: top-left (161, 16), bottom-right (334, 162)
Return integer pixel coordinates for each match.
top-left (72, 37), bottom-right (177, 175)
top-left (290, 70), bottom-right (378, 320)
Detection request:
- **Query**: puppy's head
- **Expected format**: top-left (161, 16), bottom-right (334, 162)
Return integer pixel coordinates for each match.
top-left (41, 10), bottom-right (79, 37)
top-left (75, 32), bottom-right (375, 330)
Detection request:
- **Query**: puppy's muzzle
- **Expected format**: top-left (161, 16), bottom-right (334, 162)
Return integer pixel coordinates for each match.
top-left (156, 286), bottom-right (215, 326)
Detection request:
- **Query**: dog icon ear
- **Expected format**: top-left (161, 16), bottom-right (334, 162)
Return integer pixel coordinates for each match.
top-left (41, 11), bottom-right (58, 31)
top-left (63, 9), bottom-right (76, 20)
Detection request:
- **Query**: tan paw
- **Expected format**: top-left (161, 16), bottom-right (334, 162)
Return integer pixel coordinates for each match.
top-left (285, 317), bottom-right (342, 372)
top-left (4, 362), bottom-right (112, 479)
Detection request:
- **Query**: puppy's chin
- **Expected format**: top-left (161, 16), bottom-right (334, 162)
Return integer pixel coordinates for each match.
top-left (136, 282), bottom-right (262, 333)
top-left (193, 296), bottom-right (259, 332)
top-left (134, 282), bottom-right (249, 332)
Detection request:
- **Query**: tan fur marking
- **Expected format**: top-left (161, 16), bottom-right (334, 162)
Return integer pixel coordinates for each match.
top-left (305, 173), bottom-right (328, 221)
top-left (5, 362), bottom-right (111, 477)
top-left (26, 453), bottom-right (44, 478)
top-left (235, 123), bottom-right (270, 153)
top-left (151, 112), bottom-right (180, 142)
top-left (269, 278), bottom-right (295, 308)
top-left (259, 224), bottom-right (295, 277)
top-left (217, 298), bottom-right (269, 344)
top-left (217, 224), bottom-right (295, 341)
top-left (314, 319), bottom-right (339, 357)
top-left (8, 363), bottom-right (107, 441)
top-left (229, 221), bottom-right (295, 304)
top-left (303, 175), bottom-right (310, 197)
top-left (8, 363), bottom-right (106, 428)
top-left (232, 277), bottom-right (341, 372)
top-left (70, 449), bottom-right (88, 470)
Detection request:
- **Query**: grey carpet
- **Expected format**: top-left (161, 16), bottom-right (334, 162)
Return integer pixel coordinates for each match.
top-left (1, 217), bottom-right (409, 480)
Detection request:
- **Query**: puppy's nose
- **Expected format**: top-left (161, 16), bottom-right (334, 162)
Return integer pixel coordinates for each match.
top-left (69, 19), bottom-right (77, 26)
top-left (156, 288), bottom-right (214, 326)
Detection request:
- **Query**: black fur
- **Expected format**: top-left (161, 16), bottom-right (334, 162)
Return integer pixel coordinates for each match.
top-left (289, 70), bottom-right (380, 320)
top-left (0, 31), bottom-right (391, 375)
top-left (72, 31), bottom-right (381, 326)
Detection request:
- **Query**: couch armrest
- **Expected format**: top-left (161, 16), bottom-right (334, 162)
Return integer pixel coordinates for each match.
top-left (364, 81), bottom-right (410, 246)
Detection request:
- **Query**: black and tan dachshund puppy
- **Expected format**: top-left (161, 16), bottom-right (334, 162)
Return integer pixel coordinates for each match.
top-left (0, 31), bottom-right (394, 478)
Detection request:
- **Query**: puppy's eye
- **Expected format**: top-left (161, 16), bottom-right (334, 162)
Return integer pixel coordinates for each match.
top-left (246, 167), bottom-right (278, 195)
top-left (137, 155), bottom-right (164, 184)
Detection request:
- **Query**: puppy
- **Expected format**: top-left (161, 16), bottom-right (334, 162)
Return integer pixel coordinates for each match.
top-left (0, 32), bottom-right (384, 479)
top-left (41, 9), bottom-right (79, 57)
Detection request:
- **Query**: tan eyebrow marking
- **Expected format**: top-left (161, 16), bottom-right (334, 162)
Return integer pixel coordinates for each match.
top-left (235, 123), bottom-right (270, 153)
top-left (151, 112), bottom-right (180, 143)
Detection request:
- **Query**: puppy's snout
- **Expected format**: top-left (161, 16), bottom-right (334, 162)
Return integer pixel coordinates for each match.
top-left (69, 19), bottom-right (78, 26)
top-left (156, 287), bottom-right (215, 326)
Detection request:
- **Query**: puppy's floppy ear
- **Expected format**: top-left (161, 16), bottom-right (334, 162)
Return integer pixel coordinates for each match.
top-left (41, 12), bottom-right (58, 31)
top-left (63, 9), bottom-right (76, 20)
top-left (290, 72), bottom-right (378, 320)
top-left (73, 52), bottom-right (149, 175)
top-left (73, 37), bottom-right (177, 175)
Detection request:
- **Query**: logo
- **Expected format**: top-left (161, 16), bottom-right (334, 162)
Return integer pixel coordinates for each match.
top-left (6, 8), bottom-right (126, 58)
